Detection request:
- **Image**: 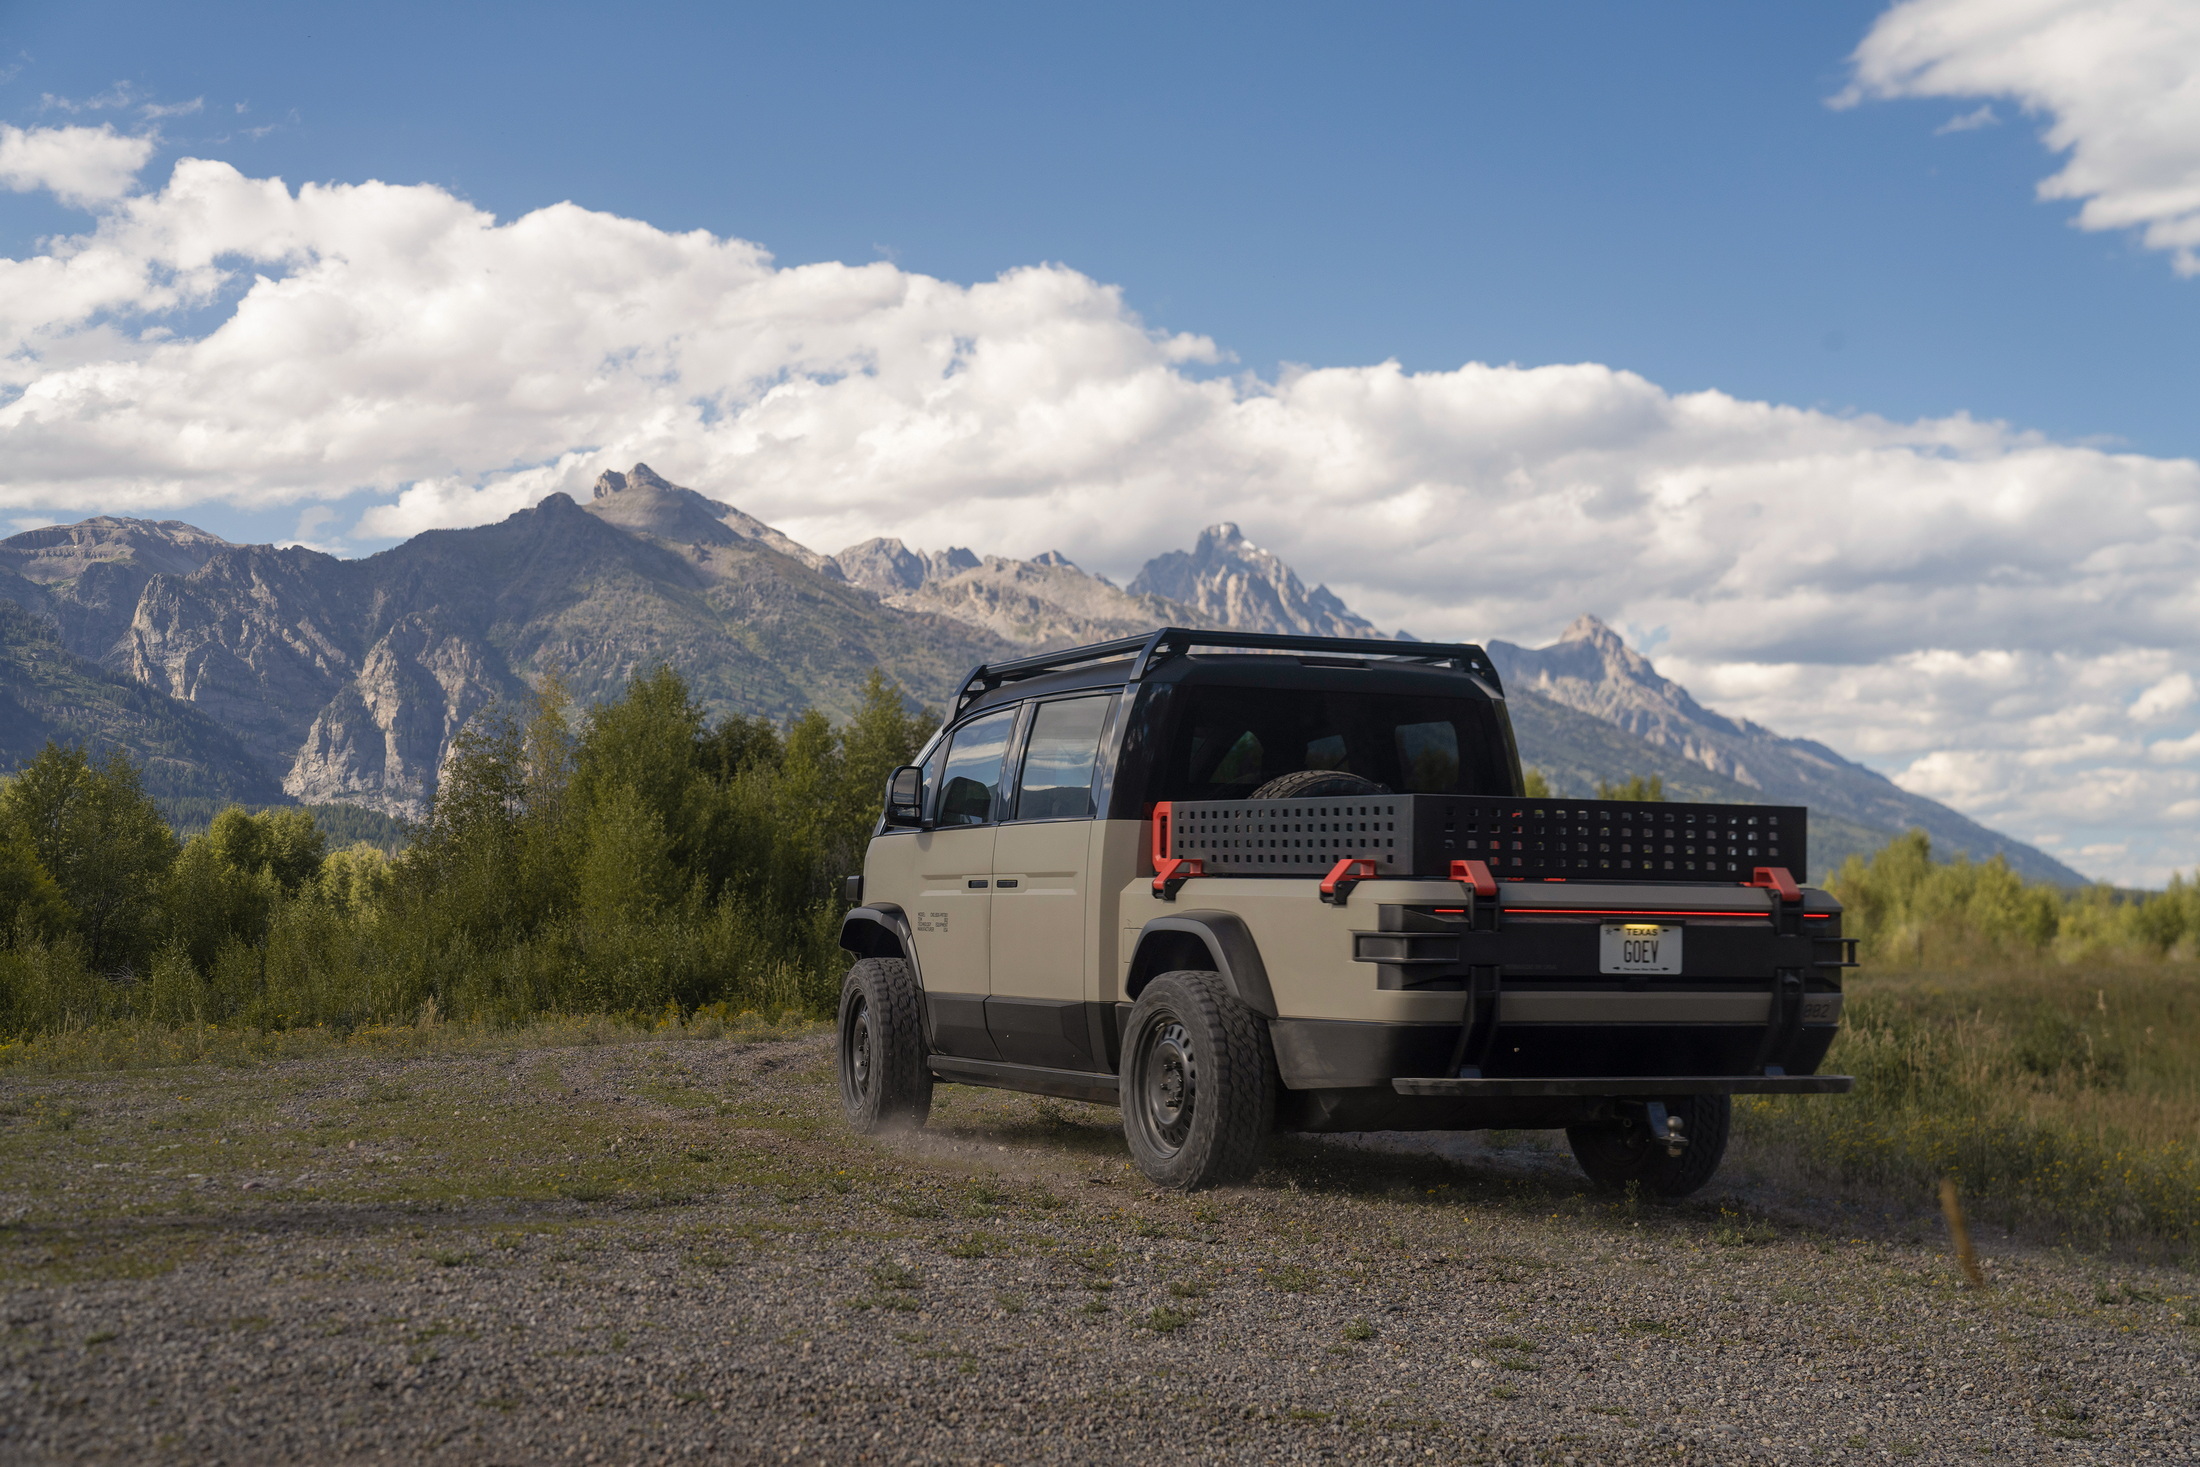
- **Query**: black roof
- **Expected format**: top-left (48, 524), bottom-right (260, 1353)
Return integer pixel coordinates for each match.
top-left (952, 626), bottom-right (1502, 718)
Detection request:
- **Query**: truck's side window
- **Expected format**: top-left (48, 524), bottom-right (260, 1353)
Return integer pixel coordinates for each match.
top-left (934, 707), bottom-right (1019, 826)
top-left (1010, 695), bottom-right (1112, 820)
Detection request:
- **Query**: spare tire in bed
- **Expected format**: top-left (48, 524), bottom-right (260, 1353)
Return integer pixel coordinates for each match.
top-left (1246, 770), bottom-right (1390, 800)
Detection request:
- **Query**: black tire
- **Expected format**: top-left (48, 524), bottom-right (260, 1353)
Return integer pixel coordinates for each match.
top-left (1248, 769), bottom-right (1391, 800)
top-left (1120, 971), bottom-right (1276, 1189)
top-left (838, 957), bottom-right (932, 1135)
top-left (1566, 1094), bottom-right (1731, 1199)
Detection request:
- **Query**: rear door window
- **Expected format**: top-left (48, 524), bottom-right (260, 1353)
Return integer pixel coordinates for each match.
top-left (1011, 695), bottom-right (1113, 820)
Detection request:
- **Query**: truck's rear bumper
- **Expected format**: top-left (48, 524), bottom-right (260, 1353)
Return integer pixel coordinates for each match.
top-left (1391, 1074), bottom-right (1852, 1097)
top-left (1268, 1016), bottom-right (1838, 1090)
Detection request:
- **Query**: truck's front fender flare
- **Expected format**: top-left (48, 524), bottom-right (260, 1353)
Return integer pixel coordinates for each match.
top-left (1126, 912), bottom-right (1276, 1018)
top-left (839, 905), bottom-right (920, 981)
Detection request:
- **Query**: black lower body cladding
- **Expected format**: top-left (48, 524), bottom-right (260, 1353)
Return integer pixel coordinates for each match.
top-left (1278, 1086), bottom-right (1615, 1134)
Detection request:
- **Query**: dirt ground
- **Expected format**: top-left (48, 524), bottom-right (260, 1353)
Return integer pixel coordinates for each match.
top-left (0, 1024), bottom-right (2192, 1464)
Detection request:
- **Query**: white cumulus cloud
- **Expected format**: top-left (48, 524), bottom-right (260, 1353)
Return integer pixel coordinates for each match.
top-left (0, 157), bottom-right (2197, 883)
top-left (0, 123), bottom-right (156, 208)
top-left (1845, 0), bottom-right (2200, 274)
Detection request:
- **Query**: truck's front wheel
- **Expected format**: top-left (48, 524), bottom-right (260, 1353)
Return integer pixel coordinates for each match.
top-left (1120, 971), bottom-right (1276, 1189)
top-left (838, 957), bottom-right (932, 1135)
top-left (1566, 1094), bottom-right (1731, 1198)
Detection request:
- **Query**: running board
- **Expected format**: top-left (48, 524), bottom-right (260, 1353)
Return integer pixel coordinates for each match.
top-left (1392, 1074), bottom-right (1854, 1098)
top-left (928, 1055), bottom-right (1121, 1105)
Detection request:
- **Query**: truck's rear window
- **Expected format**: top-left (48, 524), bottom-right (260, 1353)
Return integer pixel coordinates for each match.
top-left (1160, 684), bottom-right (1509, 800)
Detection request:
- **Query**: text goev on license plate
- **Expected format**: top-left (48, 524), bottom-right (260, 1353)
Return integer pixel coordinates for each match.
top-left (1599, 922), bottom-right (1682, 974)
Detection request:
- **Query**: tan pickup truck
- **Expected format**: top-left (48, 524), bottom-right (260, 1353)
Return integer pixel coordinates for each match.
top-left (837, 628), bottom-right (1853, 1192)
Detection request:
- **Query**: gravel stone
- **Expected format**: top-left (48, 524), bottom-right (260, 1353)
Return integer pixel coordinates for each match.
top-left (0, 1029), bottom-right (2192, 1464)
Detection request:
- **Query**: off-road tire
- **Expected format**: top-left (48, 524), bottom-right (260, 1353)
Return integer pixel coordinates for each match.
top-left (1248, 769), bottom-right (1391, 800)
top-left (838, 957), bottom-right (932, 1135)
top-left (1120, 971), bottom-right (1277, 1189)
top-left (1566, 1094), bottom-right (1731, 1199)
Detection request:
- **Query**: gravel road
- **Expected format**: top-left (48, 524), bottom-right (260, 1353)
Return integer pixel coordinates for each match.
top-left (0, 1025), bottom-right (2192, 1464)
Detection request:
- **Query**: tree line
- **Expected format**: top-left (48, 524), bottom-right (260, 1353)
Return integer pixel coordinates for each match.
top-left (3, 673), bottom-right (2195, 1042)
top-left (1825, 830), bottom-right (2200, 967)
top-left (0, 667), bottom-right (930, 1039)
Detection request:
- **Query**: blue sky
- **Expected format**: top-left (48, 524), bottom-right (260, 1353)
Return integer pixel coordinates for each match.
top-left (4, 0), bottom-right (2193, 477)
top-left (3, 0), bottom-right (2199, 883)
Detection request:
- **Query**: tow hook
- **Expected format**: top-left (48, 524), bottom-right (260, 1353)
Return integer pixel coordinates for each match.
top-left (1643, 1102), bottom-right (1689, 1158)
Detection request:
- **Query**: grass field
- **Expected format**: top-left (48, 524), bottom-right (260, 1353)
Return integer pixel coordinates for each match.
top-left (1735, 962), bottom-right (2200, 1256)
top-left (5, 961), bottom-right (2196, 1263)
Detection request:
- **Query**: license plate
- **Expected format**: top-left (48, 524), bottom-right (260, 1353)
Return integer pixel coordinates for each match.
top-left (1600, 922), bottom-right (1681, 974)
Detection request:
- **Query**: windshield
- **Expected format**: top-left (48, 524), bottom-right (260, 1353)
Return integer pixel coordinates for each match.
top-left (1159, 683), bottom-right (1510, 801)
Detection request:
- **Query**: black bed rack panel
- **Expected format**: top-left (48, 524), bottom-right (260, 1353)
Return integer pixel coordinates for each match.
top-left (1164, 795), bottom-right (1807, 885)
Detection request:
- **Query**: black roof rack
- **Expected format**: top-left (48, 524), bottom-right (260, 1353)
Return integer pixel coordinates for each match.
top-left (951, 626), bottom-right (1502, 716)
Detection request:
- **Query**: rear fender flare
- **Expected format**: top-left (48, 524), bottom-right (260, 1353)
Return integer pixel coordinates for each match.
top-left (1126, 912), bottom-right (1276, 1018)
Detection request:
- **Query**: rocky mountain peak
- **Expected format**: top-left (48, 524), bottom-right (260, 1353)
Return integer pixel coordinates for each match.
top-left (930, 547), bottom-right (979, 579)
top-left (1558, 613), bottom-right (1623, 648)
top-left (592, 462), bottom-right (679, 499)
top-left (1483, 617), bottom-right (2084, 883)
top-left (2, 517), bottom-right (233, 584)
top-left (834, 537), bottom-right (930, 596)
top-left (831, 540), bottom-right (985, 597)
top-left (581, 463), bottom-right (837, 575)
top-left (1489, 617), bottom-right (1748, 753)
top-left (1129, 522), bottom-right (1384, 639)
top-left (1536, 615), bottom-right (1681, 695)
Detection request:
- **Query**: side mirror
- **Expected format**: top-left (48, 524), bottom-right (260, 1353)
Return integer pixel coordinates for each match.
top-left (882, 765), bottom-right (925, 828)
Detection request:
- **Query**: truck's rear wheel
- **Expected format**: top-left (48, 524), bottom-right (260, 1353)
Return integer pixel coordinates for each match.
top-left (838, 957), bottom-right (932, 1135)
top-left (1566, 1094), bottom-right (1731, 1198)
top-left (1120, 971), bottom-right (1276, 1189)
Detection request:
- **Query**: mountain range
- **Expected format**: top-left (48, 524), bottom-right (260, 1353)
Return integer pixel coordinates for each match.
top-left (0, 463), bottom-right (2085, 884)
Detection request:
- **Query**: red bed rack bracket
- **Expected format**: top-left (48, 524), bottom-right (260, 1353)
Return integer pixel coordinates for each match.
top-left (1153, 857), bottom-right (1205, 901)
top-left (1448, 858), bottom-right (1497, 900)
top-left (1747, 866), bottom-right (1802, 904)
top-left (1319, 857), bottom-right (1381, 906)
top-left (1148, 801), bottom-right (1205, 900)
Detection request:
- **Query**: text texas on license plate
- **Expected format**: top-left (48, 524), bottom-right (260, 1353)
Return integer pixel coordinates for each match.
top-left (1599, 922), bottom-right (1682, 975)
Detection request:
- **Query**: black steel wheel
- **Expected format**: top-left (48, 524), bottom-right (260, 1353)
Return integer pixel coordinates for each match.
top-left (1566, 1094), bottom-right (1731, 1198)
top-left (1120, 970), bottom-right (1276, 1189)
top-left (838, 957), bottom-right (932, 1135)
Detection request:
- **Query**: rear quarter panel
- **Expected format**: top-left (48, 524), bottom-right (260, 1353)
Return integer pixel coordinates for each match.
top-left (1115, 871), bottom-right (1474, 1024)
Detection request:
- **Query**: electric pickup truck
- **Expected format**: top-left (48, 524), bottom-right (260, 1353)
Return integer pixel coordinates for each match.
top-left (837, 627), bottom-right (1854, 1193)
